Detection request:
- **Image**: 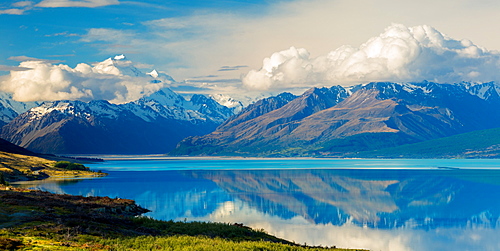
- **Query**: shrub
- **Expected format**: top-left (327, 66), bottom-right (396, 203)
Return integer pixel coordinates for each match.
top-left (54, 161), bottom-right (88, 171)
top-left (0, 237), bottom-right (24, 250)
top-left (0, 172), bottom-right (8, 185)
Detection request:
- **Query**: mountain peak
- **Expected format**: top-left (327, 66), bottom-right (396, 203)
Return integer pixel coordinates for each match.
top-left (113, 54), bottom-right (126, 60)
top-left (147, 69), bottom-right (159, 78)
top-left (172, 81), bottom-right (500, 157)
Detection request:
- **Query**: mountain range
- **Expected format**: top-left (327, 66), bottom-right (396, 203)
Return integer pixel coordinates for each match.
top-left (0, 93), bottom-right (234, 154)
top-left (0, 56), bottom-right (241, 154)
top-left (2, 64), bottom-right (500, 157)
top-left (0, 92), bottom-right (40, 128)
top-left (172, 81), bottom-right (500, 157)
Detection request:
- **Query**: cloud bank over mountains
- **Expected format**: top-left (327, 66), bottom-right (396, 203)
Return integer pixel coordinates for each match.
top-left (2, 24), bottom-right (500, 103)
top-left (0, 55), bottom-right (168, 103)
top-left (243, 24), bottom-right (500, 91)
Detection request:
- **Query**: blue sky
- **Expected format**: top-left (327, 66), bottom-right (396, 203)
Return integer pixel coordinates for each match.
top-left (2, 0), bottom-right (500, 102)
top-left (0, 0), bottom-right (271, 69)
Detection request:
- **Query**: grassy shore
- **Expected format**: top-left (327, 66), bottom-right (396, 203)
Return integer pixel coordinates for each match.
top-left (0, 151), bottom-right (365, 250)
top-left (0, 151), bottom-right (104, 183)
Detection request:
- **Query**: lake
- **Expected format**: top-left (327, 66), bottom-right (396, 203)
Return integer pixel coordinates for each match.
top-left (14, 157), bottom-right (500, 251)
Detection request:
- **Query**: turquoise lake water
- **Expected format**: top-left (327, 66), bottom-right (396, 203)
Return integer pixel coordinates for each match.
top-left (15, 158), bottom-right (500, 251)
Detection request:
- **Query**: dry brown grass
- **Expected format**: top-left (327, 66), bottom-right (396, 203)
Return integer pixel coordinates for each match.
top-left (0, 151), bottom-right (103, 182)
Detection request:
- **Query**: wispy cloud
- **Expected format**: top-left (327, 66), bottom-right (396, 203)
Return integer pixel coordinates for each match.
top-left (133, 62), bottom-right (154, 69)
top-left (0, 0), bottom-right (118, 15)
top-left (0, 8), bottom-right (26, 15)
top-left (45, 31), bottom-right (79, 37)
top-left (0, 65), bottom-right (32, 71)
top-left (80, 28), bottom-right (136, 45)
top-left (36, 0), bottom-right (119, 8)
top-left (187, 78), bottom-right (241, 83)
top-left (46, 54), bottom-right (76, 58)
top-left (0, 1), bottom-right (34, 15)
top-left (12, 1), bottom-right (34, 7)
top-left (190, 75), bottom-right (220, 79)
top-left (218, 65), bottom-right (248, 72)
top-left (8, 56), bottom-right (64, 64)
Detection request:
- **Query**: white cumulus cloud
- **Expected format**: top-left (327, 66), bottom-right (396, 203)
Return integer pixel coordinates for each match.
top-left (0, 56), bottom-right (169, 104)
top-left (242, 24), bottom-right (500, 91)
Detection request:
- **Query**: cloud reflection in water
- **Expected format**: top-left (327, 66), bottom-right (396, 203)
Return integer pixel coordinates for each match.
top-left (190, 200), bottom-right (500, 251)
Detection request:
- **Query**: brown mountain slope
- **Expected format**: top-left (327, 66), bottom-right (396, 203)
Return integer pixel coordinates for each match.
top-left (278, 87), bottom-right (465, 145)
top-left (173, 86), bottom-right (350, 154)
top-left (172, 82), bottom-right (500, 156)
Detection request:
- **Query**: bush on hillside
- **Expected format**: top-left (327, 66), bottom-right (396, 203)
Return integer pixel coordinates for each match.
top-left (54, 161), bottom-right (88, 171)
top-left (0, 172), bottom-right (7, 185)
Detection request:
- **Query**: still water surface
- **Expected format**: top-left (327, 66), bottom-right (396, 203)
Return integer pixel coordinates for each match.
top-left (15, 158), bottom-right (500, 251)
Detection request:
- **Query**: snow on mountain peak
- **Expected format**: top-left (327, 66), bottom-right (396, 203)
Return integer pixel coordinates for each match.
top-left (92, 58), bottom-right (121, 75)
top-left (459, 81), bottom-right (500, 100)
top-left (91, 54), bottom-right (143, 78)
top-left (147, 69), bottom-right (159, 78)
top-left (27, 100), bottom-right (121, 122)
top-left (130, 88), bottom-right (237, 123)
top-left (0, 92), bottom-right (41, 124)
top-left (114, 54), bottom-right (126, 60)
top-left (209, 94), bottom-right (244, 113)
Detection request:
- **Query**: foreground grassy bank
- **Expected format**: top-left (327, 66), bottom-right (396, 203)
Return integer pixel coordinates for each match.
top-left (0, 186), bottom-right (363, 250)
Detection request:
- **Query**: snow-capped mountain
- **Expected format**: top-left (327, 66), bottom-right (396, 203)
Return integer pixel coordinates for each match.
top-left (172, 81), bottom-right (500, 157)
top-left (459, 81), bottom-right (500, 102)
top-left (0, 54), bottom-right (245, 154)
top-left (0, 92), bottom-right (40, 127)
top-left (209, 94), bottom-right (244, 114)
top-left (92, 54), bottom-right (147, 78)
top-left (126, 88), bottom-right (235, 124)
top-left (1, 86), bottom-right (238, 154)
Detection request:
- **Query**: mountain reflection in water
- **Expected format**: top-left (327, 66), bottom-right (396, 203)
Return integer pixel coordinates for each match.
top-left (16, 167), bottom-right (500, 250)
top-left (188, 169), bottom-right (500, 229)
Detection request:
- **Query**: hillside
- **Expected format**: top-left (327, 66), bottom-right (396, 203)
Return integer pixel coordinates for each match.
top-left (351, 127), bottom-right (500, 158)
top-left (0, 137), bottom-right (104, 183)
top-left (0, 151), bottom-right (107, 183)
top-left (172, 81), bottom-right (500, 157)
top-left (0, 138), bottom-right (35, 156)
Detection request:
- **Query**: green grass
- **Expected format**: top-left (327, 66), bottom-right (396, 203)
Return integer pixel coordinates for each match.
top-left (96, 235), bottom-right (356, 251)
top-left (0, 187), bottom-right (364, 251)
top-left (171, 132), bottom-right (419, 158)
top-left (53, 161), bottom-right (88, 171)
top-left (353, 127), bottom-right (500, 158)
top-left (172, 127), bottom-right (500, 158)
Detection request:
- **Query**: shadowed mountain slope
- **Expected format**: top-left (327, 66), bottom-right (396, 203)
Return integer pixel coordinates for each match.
top-left (1, 88), bottom-right (237, 154)
top-left (172, 82), bottom-right (500, 156)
